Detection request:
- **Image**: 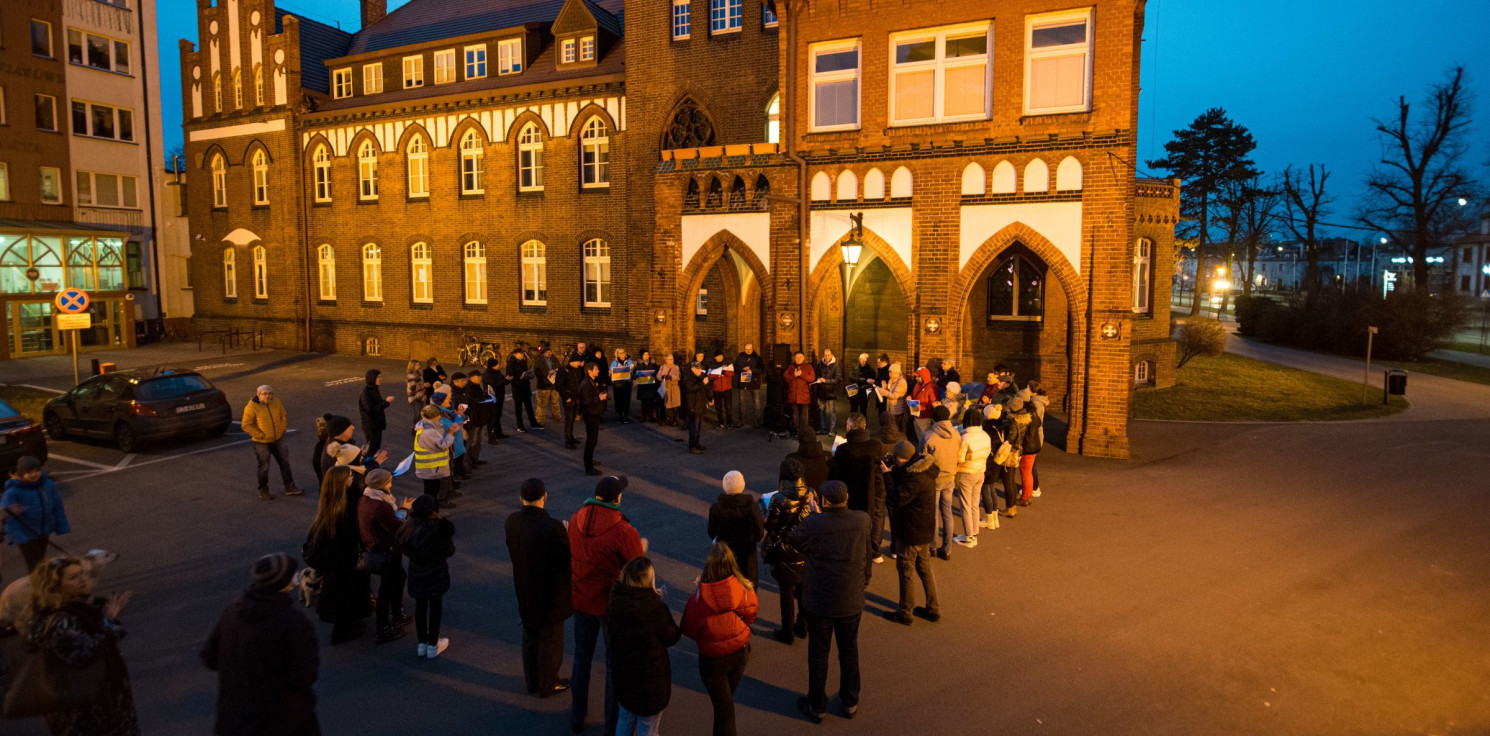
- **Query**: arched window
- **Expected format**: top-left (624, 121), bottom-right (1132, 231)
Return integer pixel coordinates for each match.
top-left (684, 179), bottom-right (701, 209)
top-left (890, 166), bottom-right (913, 198)
top-left (252, 245), bottom-right (268, 299)
top-left (705, 177), bottom-right (723, 208)
top-left (312, 145), bottom-right (331, 202)
top-left (463, 241), bottom-right (486, 303)
top-left (317, 243), bottom-right (335, 301)
top-left (459, 130), bottom-right (484, 194)
top-left (233, 69), bottom-right (243, 109)
top-left (863, 168), bottom-right (885, 200)
top-left (1133, 238), bottom-right (1152, 314)
top-left (362, 243), bottom-right (382, 301)
top-left (518, 123), bottom-right (544, 192)
top-left (210, 154), bottom-right (227, 207)
top-left (251, 150), bottom-right (269, 205)
top-left (222, 248), bottom-right (236, 298)
top-left (1134, 360), bottom-right (1151, 384)
top-left (836, 170), bottom-right (858, 202)
top-left (729, 176), bottom-right (746, 210)
top-left (663, 98), bottom-right (714, 149)
top-left (213, 73), bottom-right (222, 112)
top-left (580, 118), bottom-right (609, 188)
top-left (753, 174), bottom-right (771, 208)
top-left (987, 251), bottom-right (1044, 321)
top-left (766, 93), bottom-right (780, 144)
top-left (410, 242), bottom-right (432, 303)
top-left (582, 238), bottom-right (611, 307)
top-left (961, 162), bottom-right (986, 196)
top-left (406, 135), bottom-right (429, 197)
top-left (521, 240), bottom-right (547, 305)
top-left (254, 64), bottom-right (264, 106)
top-left (357, 140), bottom-right (379, 200)
top-left (1024, 158), bottom-right (1050, 194)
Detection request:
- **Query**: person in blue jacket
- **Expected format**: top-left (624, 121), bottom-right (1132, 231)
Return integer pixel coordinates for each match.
top-left (3, 455), bottom-right (71, 576)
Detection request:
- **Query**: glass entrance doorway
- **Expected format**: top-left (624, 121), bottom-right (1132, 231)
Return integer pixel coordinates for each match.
top-left (7, 301), bottom-right (62, 357)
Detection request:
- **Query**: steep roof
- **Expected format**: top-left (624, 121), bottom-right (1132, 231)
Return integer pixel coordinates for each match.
top-left (276, 9), bottom-right (353, 94)
top-left (343, 0), bottom-right (623, 56)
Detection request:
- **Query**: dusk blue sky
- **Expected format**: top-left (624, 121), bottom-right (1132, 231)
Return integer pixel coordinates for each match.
top-left (156, 0), bottom-right (1490, 238)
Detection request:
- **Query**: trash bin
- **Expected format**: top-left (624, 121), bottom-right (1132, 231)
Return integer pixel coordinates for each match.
top-left (99, 361), bottom-right (117, 374)
top-left (1384, 368), bottom-right (1407, 404)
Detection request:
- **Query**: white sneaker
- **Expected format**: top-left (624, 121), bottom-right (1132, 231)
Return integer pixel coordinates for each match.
top-left (956, 535), bottom-right (978, 548)
top-left (872, 554), bottom-right (885, 564)
top-left (417, 643), bottom-right (428, 657)
top-left (1032, 489), bottom-right (1042, 498)
top-left (427, 637), bottom-right (450, 659)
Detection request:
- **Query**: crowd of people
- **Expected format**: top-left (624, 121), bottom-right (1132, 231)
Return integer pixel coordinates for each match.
top-left (0, 338), bottom-right (1049, 736)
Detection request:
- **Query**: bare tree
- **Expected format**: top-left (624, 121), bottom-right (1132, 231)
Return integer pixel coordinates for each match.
top-left (1359, 66), bottom-right (1479, 291)
top-left (1281, 164), bottom-right (1333, 293)
top-left (1235, 176), bottom-right (1282, 298)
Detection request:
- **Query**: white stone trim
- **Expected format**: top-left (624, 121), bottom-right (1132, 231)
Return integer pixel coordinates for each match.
top-left (189, 118), bottom-right (287, 142)
top-left (681, 213), bottom-right (772, 277)
top-left (301, 96), bottom-right (627, 153)
top-left (221, 227), bottom-right (261, 246)
top-left (810, 207), bottom-right (912, 273)
top-left (958, 201), bottom-right (1082, 274)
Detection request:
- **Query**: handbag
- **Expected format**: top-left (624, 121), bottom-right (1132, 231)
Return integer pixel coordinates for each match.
top-left (992, 429), bottom-right (1015, 467)
top-left (2, 645), bottom-right (106, 719)
top-left (355, 549), bottom-right (389, 573)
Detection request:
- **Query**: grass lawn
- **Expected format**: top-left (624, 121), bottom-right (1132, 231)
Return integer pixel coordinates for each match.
top-left (1379, 357), bottom-right (1490, 388)
top-left (0, 385), bottom-right (56, 420)
top-left (1133, 353), bottom-right (1408, 422)
top-left (1445, 341), bottom-right (1490, 356)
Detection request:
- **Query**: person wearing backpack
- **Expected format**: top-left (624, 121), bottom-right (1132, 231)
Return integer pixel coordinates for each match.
top-left (682, 543), bottom-right (759, 736)
top-left (606, 557), bottom-right (680, 736)
top-left (397, 495), bottom-right (455, 659)
top-left (763, 459), bottom-right (817, 644)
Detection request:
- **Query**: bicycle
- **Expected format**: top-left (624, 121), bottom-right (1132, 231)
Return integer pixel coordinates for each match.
top-left (458, 335), bottom-right (499, 367)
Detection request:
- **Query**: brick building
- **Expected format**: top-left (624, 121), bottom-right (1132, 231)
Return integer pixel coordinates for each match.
top-left (178, 0), bottom-right (1176, 457)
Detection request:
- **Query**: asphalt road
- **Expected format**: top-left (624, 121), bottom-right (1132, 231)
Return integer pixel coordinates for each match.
top-left (2, 341), bottom-right (1488, 735)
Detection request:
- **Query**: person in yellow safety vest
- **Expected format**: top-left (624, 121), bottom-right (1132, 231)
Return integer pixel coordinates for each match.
top-left (414, 405), bottom-right (460, 504)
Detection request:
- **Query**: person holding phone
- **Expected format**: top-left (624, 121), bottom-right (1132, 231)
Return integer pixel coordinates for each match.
top-left (27, 556), bottom-right (139, 734)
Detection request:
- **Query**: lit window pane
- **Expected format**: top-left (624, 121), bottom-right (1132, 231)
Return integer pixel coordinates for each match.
top-left (1031, 55), bottom-right (1085, 109)
top-left (894, 70), bottom-right (933, 120)
top-left (814, 79), bottom-right (857, 127)
top-left (943, 64), bottom-right (986, 116)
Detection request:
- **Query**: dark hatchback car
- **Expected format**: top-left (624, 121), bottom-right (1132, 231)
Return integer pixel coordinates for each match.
top-left (0, 398), bottom-right (48, 474)
top-left (43, 368), bottom-right (232, 453)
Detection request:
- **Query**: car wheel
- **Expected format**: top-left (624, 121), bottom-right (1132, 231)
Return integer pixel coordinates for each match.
top-left (114, 422), bottom-right (139, 453)
top-left (44, 412), bottom-right (68, 440)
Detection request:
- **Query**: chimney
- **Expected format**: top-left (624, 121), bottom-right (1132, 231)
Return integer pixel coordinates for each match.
top-left (361, 0), bottom-right (386, 27)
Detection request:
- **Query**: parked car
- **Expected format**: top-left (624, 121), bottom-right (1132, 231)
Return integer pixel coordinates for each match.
top-left (43, 368), bottom-right (232, 453)
top-left (0, 397), bottom-right (48, 475)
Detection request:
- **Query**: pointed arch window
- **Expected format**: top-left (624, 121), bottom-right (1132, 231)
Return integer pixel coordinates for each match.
top-left (251, 150), bottom-right (269, 205)
top-left (582, 238), bottom-right (611, 307)
top-left (463, 241), bottom-right (487, 303)
top-left (362, 243), bottom-right (383, 301)
top-left (521, 240), bottom-right (547, 305)
top-left (459, 130), bottom-right (484, 194)
top-left (222, 248), bottom-right (237, 298)
top-left (406, 135), bottom-right (429, 198)
top-left (312, 145), bottom-right (331, 202)
top-left (210, 154), bottom-right (227, 208)
top-left (580, 118), bottom-right (609, 188)
top-left (252, 245), bottom-right (268, 299)
top-left (753, 174), bottom-right (771, 209)
top-left (705, 177), bottom-right (723, 209)
top-left (684, 179), bottom-right (701, 210)
top-left (518, 123), bottom-right (544, 191)
top-left (663, 99), bottom-right (714, 150)
top-left (729, 176), bottom-right (746, 210)
top-left (766, 93), bottom-right (780, 143)
top-left (410, 242), bottom-right (433, 303)
top-left (357, 140), bottom-right (379, 200)
top-left (254, 64), bottom-right (264, 106)
top-left (317, 243), bottom-right (336, 301)
top-left (1133, 238), bottom-right (1153, 314)
top-left (233, 69), bottom-right (244, 109)
top-left (987, 251), bottom-right (1045, 321)
top-left (213, 73), bottom-right (222, 112)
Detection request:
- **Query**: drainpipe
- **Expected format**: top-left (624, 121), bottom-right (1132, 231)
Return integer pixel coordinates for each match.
top-left (298, 137), bottom-right (312, 351)
top-left (784, 0), bottom-right (808, 355)
top-left (136, 4), bottom-right (162, 324)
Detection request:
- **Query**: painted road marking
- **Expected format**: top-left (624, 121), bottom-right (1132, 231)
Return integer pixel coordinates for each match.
top-left (192, 362), bottom-right (246, 370)
top-left (324, 377), bottom-right (363, 386)
top-left (113, 453), bottom-right (137, 470)
top-left (57, 430), bottom-right (297, 483)
top-left (15, 384), bottom-right (64, 394)
top-left (45, 453), bottom-right (117, 471)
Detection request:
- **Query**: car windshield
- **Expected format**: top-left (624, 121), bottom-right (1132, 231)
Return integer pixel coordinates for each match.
top-left (0, 398), bottom-right (18, 419)
top-left (135, 375), bottom-right (212, 401)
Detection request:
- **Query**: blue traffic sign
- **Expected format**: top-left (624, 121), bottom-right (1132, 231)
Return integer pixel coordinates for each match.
top-left (55, 288), bottom-right (90, 313)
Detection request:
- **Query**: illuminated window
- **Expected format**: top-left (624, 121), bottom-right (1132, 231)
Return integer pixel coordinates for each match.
top-left (252, 245), bottom-right (267, 299)
top-left (357, 140), bottom-right (378, 200)
top-left (765, 93), bottom-right (779, 143)
top-left (1133, 238), bottom-right (1152, 314)
top-left (583, 238), bottom-right (611, 307)
top-left (363, 62), bottom-right (383, 93)
top-left (987, 252), bottom-right (1044, 321)
top-left (459, 130), bottom-right (484, 194)
top-left (222, 249), bottom-right (236, 298)
top-left (406, 135), bottom-right (429, 198)
top-left (1025, 8), bottom-right (1094, 115)
top-left (362, 243), bottom-right (382, 301)
top-left (332, 68), bottom-right (353, 99)
top-left (312, 144), bottom-right (331, 202)
top-left (251, 150), bottom-right (269, 205)
top-left (498, 38), bottom-right (523, 75)
top-left (890, 23), bottom-right (991, 125)
top-left (210, 154), bottom-right (227, 208)
top-left (809, 40), bottom-right (859, 131)
top-left (434, 49), bottom-right (456, 84)
top-left (463, 241), bottom-right (486, 304)
top-left (403, 55), bottom-right (424, 88)
top-left (580, 118), bottom-right (609, 188)
top-left (410, 242), bottom-right (432, 303)
top-left (317, 244), bottom-right (335, 300)
top-left (521, 240), bottom-right (547, 305)
top-left (518, 123), bottom-right (544, 191)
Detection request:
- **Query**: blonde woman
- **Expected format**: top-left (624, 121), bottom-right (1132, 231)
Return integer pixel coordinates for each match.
top-left (26, 557), bottom-right (139, 735)
top-left (406, 359), bottom-right (428, 421)
top-left (658, 353), bottom-right (682, 426)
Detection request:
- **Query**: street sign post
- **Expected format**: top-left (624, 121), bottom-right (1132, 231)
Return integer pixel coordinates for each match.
top-left (1363, 326), bottom-right (1378, 405)
top-left (54, 289), bottom-right (91, 385)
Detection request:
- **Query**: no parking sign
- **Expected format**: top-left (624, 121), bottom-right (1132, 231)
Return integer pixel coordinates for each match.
top-left (55, 288), bottom-right (90, 314)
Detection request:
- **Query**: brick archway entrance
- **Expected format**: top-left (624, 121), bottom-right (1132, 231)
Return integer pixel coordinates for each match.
top-left (677, 230), bottom-right (769, 356)
top-left (806, 227), bottom-right (916, 367)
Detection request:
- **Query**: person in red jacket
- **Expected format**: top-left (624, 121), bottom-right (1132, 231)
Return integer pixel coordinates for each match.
top-left (568, 475), bottom-right (648, 736)
top-left (708, 349), bottom-right (736, 429)
top-left (783, 351), bottom-right (818, 434)
top-left (909, 366), bottom-right (942, 442)
top-left (682, 542), bottom-right (759, 736)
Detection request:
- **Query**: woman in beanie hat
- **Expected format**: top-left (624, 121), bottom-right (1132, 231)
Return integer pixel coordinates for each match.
top-left (313, 414), bottom-right (354, 486)
top-left (762, 457), bottom-right (817, 643)
top-left (707, 471), bottom-right (765, 587)
top-left (397, 495), bottom-right (456, 658)
top-left (3, 455), bottom-right (71, 573)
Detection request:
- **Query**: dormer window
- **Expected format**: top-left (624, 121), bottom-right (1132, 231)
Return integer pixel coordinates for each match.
top-left (561, 39), bottom-right (576, 64)
top-left (498, 38), bottom-right (523, 75)
top-left (580, 36), bottom-right (595, 61)
top-left (332, 68), bottom-right (352, 99)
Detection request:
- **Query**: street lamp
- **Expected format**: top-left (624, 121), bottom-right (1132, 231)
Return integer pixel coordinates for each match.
top-left (840, 213), bottom-right (864, 361)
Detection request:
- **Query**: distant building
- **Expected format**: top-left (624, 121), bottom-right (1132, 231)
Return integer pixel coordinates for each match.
top-left (1450, 212), bottom-right (1490, 299)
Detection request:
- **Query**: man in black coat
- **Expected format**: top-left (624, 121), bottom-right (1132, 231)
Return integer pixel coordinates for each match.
top-left (787, 480), bottom-right (870, 723)
top-left (883, 439), bottom-right (940, 626)
top-left (680, 361), bottom-right (711, 454)
top-left (829, 412), bottom-right (887, 563)
top-left (504, 479), bottom-right (573, 698)
top-left (357, 370), bottom-right (393, 454)
top-left (506, 347), bottom-right (542, 432)
top-left (534, 345), bottom-right (564, 427)
top-left (732, 343), bottom-right (766, 428)
top-left (461, 373), bottom-right (491, 471)
top-left (579, 362), bottom-right (607, 475)
top-left (201, 553), bottom-right (320, 736)
top-left (480, 357), bottom-right (509, 441)
top-left (557, 353), bottom-right (586, 449)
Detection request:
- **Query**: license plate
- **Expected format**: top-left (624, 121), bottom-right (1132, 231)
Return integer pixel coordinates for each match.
top-left (176, 403), bottom-right (206, 414)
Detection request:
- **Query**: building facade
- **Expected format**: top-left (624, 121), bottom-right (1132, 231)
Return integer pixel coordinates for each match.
top-left (179, 0), bottom-right (1175, 457)
top-left (1, 0), bottom-right (169, 360)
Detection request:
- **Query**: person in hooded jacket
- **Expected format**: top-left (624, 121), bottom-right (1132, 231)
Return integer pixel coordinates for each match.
top-left (920, 405), bottom-right (962, 561)
top-left (505, 478), bottom-right (572, 698)
top-left (569, 476), bottom-right (649, 736)
top-left (397, 495), bottom-right (455, 659)
top-left (3, 455), bottom-right (71, 573)
top-left (707, 471), bottom-right (764, 587)
top-left (201, 553), bottom-right (319, 736)
top-left (786, 429), bottom-right (831, 492)
top-left (829, 413), bottom-right (887, 563)
top-left (682, 543), bottom-right (759, 736)
top-left (1005, 396), bottom-right (1042, 513)
top-left (606, 557), bottom-right (679, 736)
top-left (814, 349), bottom-right (841, 436)
top-left (303, 466), bottom-right (373, 645)
top-left (883, 440), bottom-right (940, 626)
top-left (909, 367), bottom-right (943, 442)
top-left (558, 352), bottom-right (587, 448)
top-left (763, 459), bottom-right (817, 644)
top-left (413, 405), bottom-right (460, 504)
top-left (357, 370), bottom-right (394, 454)
top-left (953, 408), bottom-right (992, 548)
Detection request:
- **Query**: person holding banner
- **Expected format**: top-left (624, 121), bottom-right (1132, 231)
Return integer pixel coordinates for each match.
top-left (634, 350), bottom-right (660, 423)
top-left (849, 353), bottom-right (875, 417)
top-left (610, 349), bottom-right (636, 424)
top-left (708, 350), bottom-right (735, 429)
top-left (507, 347), bottom-right (541, 433)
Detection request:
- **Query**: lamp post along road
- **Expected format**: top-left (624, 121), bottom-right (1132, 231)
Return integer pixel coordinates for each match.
top-left (840, 213), bottom-right (864, 361)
